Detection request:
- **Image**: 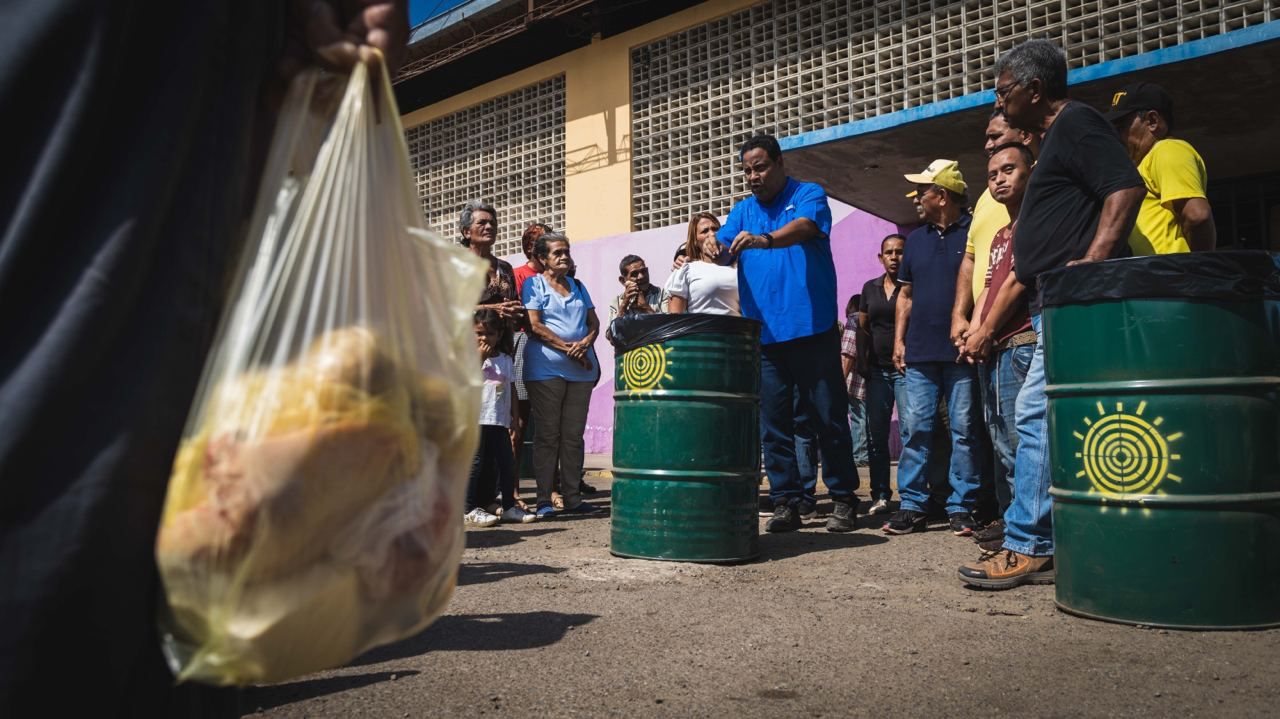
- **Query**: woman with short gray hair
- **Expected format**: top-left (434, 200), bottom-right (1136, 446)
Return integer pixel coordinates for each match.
top-left (459, 199), bottom-right (524, 324)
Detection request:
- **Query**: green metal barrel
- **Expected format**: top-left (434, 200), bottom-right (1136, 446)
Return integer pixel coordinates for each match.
top-left (610, 314), bottom-right (761, 562)
top-left (1042, 252), bottom-right (1280, 629)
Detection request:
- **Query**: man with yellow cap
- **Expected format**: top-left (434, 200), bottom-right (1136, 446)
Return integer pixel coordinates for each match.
top-left (883, 160), bottom-right (983, 537)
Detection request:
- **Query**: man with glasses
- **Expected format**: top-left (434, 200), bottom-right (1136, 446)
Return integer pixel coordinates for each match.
top-left (1104, 81), bottom-right (1216, 254)
top-left (884, 160), bottom-right (983, 538)
top-left (958, 39), bottom-right (1144, 589)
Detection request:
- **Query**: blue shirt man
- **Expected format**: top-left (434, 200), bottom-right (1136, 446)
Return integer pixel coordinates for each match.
top-left (716, 134), bottom-right (860, 534)
top-left (882, 159), bottom-right (983, 537)
top-left (718, 178), bottom-right (836, 344)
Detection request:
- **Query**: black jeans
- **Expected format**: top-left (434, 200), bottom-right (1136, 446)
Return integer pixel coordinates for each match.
top-left (466, 424), bottom-right (517, 511)
top-left (760, 326), bottom-right (860, 504)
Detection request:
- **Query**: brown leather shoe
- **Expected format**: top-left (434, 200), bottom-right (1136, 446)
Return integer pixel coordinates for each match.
top-left (958, 549), bottom-right (1055, 589)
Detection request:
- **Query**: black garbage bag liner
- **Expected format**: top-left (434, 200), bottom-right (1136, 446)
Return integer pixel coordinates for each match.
top-left (608, 313), bottom-right (761, 353)
top-left (1038, 250), bottom-right (1280, 307)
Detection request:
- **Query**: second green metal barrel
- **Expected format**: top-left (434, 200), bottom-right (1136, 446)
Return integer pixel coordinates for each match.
top-left (1042, 252), bottom-right (1280, 629)
top-left (610, 314), bottom-right (761, 562)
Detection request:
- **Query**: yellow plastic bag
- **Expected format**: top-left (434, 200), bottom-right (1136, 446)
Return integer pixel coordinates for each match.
top-left (155, 56), bottom-right (485, 685)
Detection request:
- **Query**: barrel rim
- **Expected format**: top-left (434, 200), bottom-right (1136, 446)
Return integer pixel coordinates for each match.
top-left (1045, 376), bottom-right (1280, 396)
top-left (611, 469), bottom-right (761, 479)
top-left (1054, 601), bottom-right (1280, 631)
top-left (613, 389), bottom-right (761, 400)
top-left (1050, 487), bottom-right (1280, 507)
top-left (608, 548), bottom-right (761, 564)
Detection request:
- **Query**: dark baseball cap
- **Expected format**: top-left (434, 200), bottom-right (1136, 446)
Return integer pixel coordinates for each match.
top-left (1104, 81), bottom-right (1174, 126)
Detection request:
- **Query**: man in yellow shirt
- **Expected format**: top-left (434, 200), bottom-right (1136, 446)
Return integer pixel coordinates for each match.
top-left (1105, 82), bottom-right (1216, 253)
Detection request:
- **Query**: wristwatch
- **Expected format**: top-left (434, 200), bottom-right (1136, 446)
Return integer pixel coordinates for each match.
top-left (760, 232), bottom-right (774, 248)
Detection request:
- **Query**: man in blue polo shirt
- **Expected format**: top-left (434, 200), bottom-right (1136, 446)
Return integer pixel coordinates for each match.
top-left (885, 159), bottom-right (983, 537)
top-left (718, 134), bottom-right (860, 534)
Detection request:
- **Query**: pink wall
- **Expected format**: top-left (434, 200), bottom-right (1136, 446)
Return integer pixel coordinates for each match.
top-left (506, 199), bottom-right (907, 454)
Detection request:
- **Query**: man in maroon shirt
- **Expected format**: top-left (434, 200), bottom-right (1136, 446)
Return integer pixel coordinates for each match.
top-left (959, 142), bottom-right (1036, 549)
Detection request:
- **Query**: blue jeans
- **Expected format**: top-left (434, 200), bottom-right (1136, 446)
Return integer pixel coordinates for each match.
top-left (897, 362), bottom-right (981, 515)
top-left (849, 396), bottom-right (869, 465)
top-left (978, 342), bottom-right (1035, 512)
top-left (1003, 315), bottom-right (1053, 556)
top-left (761, 327), bottom-right (859, 505)
top-left (864, 366), bottom-right (907, 501)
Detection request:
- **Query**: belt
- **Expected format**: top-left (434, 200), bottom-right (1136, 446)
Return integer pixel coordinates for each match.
top-left (995, 329), bottom-right (1037, 351)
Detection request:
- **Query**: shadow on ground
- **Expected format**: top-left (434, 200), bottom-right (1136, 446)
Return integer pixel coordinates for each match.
top-left (242, 670), bottom-right (419, 713)
top-left (458, 561), bottom-right (565, 586)
top-left (348, 611), bottom-right (600, 666)
top-left (548, 507), bottom-right (611, 522)
top-left (760, 526), bottom-right (889, 560)
top-left (465, 525), bottom-right (567, 549)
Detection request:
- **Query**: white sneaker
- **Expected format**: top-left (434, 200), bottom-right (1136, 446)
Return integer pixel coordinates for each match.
top-left (464, 507), bottom-right (500, 527)
top-left (501, 506), bottom-right (537, 524)
top-left (867, 498), bottom-right (890, 516)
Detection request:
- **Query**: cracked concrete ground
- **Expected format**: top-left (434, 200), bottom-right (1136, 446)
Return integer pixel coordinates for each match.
top-left (245, 460), bottom-right (1280, 718)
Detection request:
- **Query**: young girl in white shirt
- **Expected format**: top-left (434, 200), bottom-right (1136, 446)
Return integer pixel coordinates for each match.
top-left (465, 310), bottom-right (536, 526)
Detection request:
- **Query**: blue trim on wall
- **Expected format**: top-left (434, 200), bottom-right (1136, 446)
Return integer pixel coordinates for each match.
top-left (409, 0), bottom-right (514, 44)
top-left (780, 21), bottom-right (1280, 152)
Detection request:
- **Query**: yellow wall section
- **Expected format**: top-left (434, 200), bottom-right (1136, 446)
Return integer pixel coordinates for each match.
top-left (400, 0), bottom-right (759, 244)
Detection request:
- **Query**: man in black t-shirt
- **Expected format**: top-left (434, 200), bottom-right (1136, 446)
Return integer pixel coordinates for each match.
top-left (958, 39), bottom-right (1145, 590)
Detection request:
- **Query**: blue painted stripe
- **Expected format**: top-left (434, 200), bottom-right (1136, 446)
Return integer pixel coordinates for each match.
top-left (1067, 20), bottom-right (1280, 82)
top-left (781, 21), bottom-right (1280, 152)
top-left (410, 0), bottom-right (514, 44)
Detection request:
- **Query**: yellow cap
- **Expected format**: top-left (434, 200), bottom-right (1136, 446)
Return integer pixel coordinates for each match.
top-left (904, 159), bottom-right (967, 197)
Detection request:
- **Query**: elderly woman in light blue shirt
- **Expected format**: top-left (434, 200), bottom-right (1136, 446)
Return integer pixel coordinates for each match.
top-left (521, 231), bottom-right (601, 518)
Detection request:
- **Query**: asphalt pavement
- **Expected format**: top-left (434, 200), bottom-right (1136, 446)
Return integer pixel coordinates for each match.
top-left (245, 456), bottom-right (1280, 717)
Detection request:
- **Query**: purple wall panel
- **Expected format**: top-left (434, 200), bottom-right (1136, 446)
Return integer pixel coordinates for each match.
top-left (504, 199), bottom-right (910, 455)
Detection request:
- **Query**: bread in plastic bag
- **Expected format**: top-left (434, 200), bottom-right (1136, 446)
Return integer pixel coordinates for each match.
top-left (155, 55), bottom-right (486, 685)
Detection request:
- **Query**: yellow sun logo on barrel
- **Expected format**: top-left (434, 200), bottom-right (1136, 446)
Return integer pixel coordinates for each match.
top-left (1074, 400), bottom-right (1182, 496)
top-left (621, 345), bottom-right (673, 392)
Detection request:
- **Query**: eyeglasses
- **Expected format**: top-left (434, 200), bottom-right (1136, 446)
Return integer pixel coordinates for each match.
top-left (994, 80), bottom-right (1021, 101)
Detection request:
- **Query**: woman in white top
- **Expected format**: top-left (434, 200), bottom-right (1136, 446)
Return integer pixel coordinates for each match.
top-left (666, 212), bottom-right (740, 316)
